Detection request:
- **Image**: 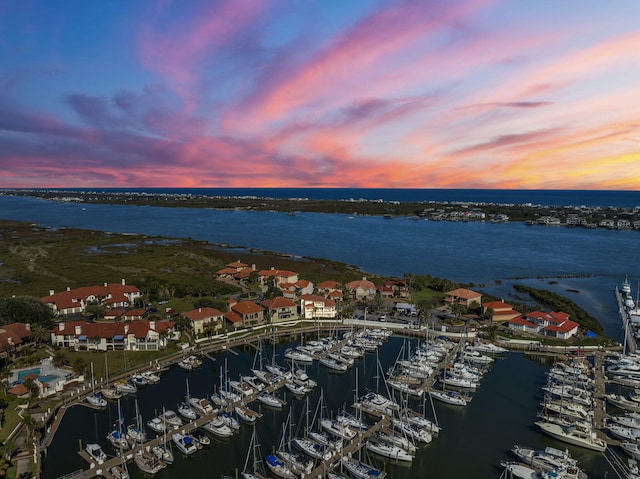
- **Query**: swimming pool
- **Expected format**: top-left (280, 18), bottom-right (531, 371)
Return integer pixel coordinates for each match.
top-left (17, 368), bottom-right (41, 382)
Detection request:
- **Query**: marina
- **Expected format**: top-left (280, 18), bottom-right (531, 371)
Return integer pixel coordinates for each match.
top-left (40, 320), bottom-right (626, 479)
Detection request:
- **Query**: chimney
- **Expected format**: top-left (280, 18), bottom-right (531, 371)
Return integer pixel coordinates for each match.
top-left (149, 320), bottom-right (156, 330)
top-left (122, 278), bottom-right (126, 285)
top-left (74, 325), bottom-right (82, 335)
top-left (59, 322), bottom-right (65, 331)
top-left (104, 282), bottom-right (108, 287)
top-left (49, 290), bottom-right (55, 296)
top-left (252, 264), bottom-right (256, 271)
top-left (198, 308), bottom-right (202, 312)
top-left (124, 325), bottom-right (129, 335)
top-left (271, 266), bottom-right (274, 270)
top-left (66, 286), bottom-right (71, 291)
top-left (25, 323), bottom-right (31, 332)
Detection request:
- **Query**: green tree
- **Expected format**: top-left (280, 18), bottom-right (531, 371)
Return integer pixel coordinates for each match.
top-left (22, 378), bottom-right (40, 401)
top-left (52, 350), bottom-right (69, 367)
top-left (30, 323), bottom-right (51, 347)
top-left (72, 357), bottom-right (87, 376)
top-left (0, 296), bottom-right (54, 327)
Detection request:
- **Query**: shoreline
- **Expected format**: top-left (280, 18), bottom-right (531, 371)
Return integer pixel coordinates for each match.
top-left (2, 188), bottom-right (639, 230)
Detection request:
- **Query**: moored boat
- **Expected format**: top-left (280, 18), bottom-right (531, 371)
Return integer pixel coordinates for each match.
top-left (172, 433), bottom-right (198, 455)
top-left (85, 443), bottom-right (107, 464)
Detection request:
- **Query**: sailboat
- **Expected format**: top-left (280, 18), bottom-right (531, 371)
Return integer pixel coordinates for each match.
top-left (241, 425), bottom-right (268, 479)
top-left (106, 399), bottom-right (130, 450)
top-left (126, 399), bottom-right (147, 445)
top-left (85, 362), bottom-right (107, 408)
top-left (151, 408), bottom-right (174, 464)
top-left (178, 378), bottom-right (198, 420)
top-left (101, 353), bottom-right (123, 400)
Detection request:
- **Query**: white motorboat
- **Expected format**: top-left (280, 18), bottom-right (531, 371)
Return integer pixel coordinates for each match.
top-left (621, 442), bottom-right (640, 460)
top-left (535, 420), bottom-right (607, 452)
top-left (257, 391), bottom-right (286, 409)
top-left (440, 375), bottom-right (478, 390)
top-left (511, 445), bottom-right (583, 474)
top-left (500, 461), bottom-right (538, 479)
top-left (158, 409), bottom-right (183, 428)
top-left (365, 438), bottom-right (413, 462)
top-left (202, 417), bottom-right (234, 438)
top-left (146, 417), bottom-right (166, 434)
top-left (319, 357), bottom-right (348, 372)
top-left (356, 392), bottom-right (400, 415)
top-left (606, 421), bottom-right (640, 441)
top-left (429, 390), bottom-right (468, 406)
top-left (321, 419), bottom-right (357, 440)
top-left (235, 404), bottom-right (263, 423)
top-left (606, 393), bottom-right (640, 412)
top-left (460, 349), bottom-right (494, 364)
top-left (130, 374), bottom-right (148, 388)
top-left (189, 396), bottom-right (215, 415)
top-left (141, 370), bottom-right (161, 384)
top-left (114, 379), bottom-right (137, 394)
top-left (177, 401), bottom-right (198, 420)
top-left (229, 379), bottom-right (256, 397)
top-left (471, 341), bottom-right (508, 354)
top-left (85, 443), bottom-right (107, 464)
top-left (192, 429), bottom-right (211, 447)
top-left (86, 392), bottom-right (107, 408)
top-left (285, 381), bottom-right (309, 396)
top-left (284, 348), bottom-right (314, 364)
top-left (172, 433), bottom-right (198, 455)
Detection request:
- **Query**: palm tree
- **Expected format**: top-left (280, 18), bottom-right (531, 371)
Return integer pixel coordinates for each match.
top-left (52, 350), bottom-right (68, 368)
top-left (30, 323), bottom-right (50, 347)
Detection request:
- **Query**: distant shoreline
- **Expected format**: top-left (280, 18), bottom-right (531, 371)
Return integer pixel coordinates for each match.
top-left (2, 188), bottom-right (639, 231)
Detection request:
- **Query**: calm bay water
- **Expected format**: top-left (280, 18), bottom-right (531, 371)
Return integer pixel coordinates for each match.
top-left (40, 338), bottom-right (612, 479)
top-left (1, 193), bottom-right (639, 478)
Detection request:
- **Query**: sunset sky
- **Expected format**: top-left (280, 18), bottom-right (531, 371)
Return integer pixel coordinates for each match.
top-left (2, 0), bottom-right (640, 189)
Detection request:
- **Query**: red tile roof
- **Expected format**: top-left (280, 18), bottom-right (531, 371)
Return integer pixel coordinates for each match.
top-left (224, 311), bottom-right (242, 324)
top-left (482, 301), bottom-right (512, 309)
top-left (231, 301), bottom-right (264, 315)
top-left (317, 280), bottom-right (342, 289)
top-left (545, 320), bottom-right (579, 333)
top-left (508, 317), bottom-right (538, 328)
top-left (50, 320), bottom-right (174, 339)
top-left (445, 288), bottom-right (482, 299)
top-left (8, 383), bottom-right (29, 397)
top-left (345, 279), bottom-right (376, 290)
top-left (183, 308), bottom-right (224, 321)
top-left (300, 294), bottom-right (336, 307)
top-left (0, 323), bottom-right (31, 348)
top-left (261, 297), bottom-right (297, 309)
